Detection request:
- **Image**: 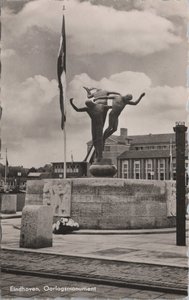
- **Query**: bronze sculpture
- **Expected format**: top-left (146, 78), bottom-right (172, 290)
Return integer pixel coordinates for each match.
top-left (70, 98), bottom-right (112, 162)
top-left (83, 87), bottom-right (121, 162)
top-left (94, 92), bottom-right (145, 145)
top-left (70, 90), bottom-right (145, 175)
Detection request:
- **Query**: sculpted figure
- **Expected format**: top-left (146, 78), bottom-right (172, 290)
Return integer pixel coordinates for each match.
top-left (94, 92), bottom-right (145, 144)
top-left (83, 87), bottom-right (121, 162)
top-left (83, 86), bottom-right (120, 102)
top-left (70, 98), bottom-right (112, 162)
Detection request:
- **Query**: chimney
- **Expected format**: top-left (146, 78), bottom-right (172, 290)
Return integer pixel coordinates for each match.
top-left (120, 128), bottom-right (128, 138)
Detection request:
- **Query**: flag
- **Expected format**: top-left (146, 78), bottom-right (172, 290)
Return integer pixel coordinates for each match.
top-left (71, 152), bottom-right (74, 171)
top-left (5, 150), bottom-right (9, 176)
top-left (57, 15), bottom-right (66, 130)
top-left (0, 105), bottom-right (2, 121)
top-left (0, 105), bottom-right (2, 159)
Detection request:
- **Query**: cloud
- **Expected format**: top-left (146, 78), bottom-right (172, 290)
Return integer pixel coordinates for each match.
top-left (2, 70), bottom-right (187, 166)
top-left (1, 48), bottom-right (16, 58)
top-left (2, 0), bottom-right (181, 56)
top-left (133, 0), bottom-right (188, 20)
top-left (2, 75), bottom-right (59, 140)
top-left (68, 72), bottom-right (187, 134)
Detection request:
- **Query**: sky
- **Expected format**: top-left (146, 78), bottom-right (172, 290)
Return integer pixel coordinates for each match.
top-left (1, 0), bottom-right (188, 167)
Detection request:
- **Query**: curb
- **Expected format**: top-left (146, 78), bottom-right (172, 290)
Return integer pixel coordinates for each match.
top-left (1, 267), bottom-right (187, 296)
top-left (2, 247), bottom-right (187, 269)
top-left (71, 228), bottom-right (177, 235)
top-left (0, 213), bottom-right (22, 219)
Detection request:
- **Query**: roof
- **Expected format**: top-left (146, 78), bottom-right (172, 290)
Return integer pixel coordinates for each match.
top-left (27, 172), bottom-right (41, 177)
top-left (118, 148), bottom-right (188, 159)
top-left (128, 133), bottom-right (176, 145)
top-left (87, 132), bottom-right (177, 146)
top-left (52, 161), bottom-right (87, 165)
top-left (118, 149), bottom-right (174, 159)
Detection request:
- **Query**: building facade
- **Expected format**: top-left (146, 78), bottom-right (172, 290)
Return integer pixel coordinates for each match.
top-left (87, 128), bottom-right (187, 181)
top-left (117, 131), bottom-right (187, 181)
top-left (52, 161), bottom-right (88, 178)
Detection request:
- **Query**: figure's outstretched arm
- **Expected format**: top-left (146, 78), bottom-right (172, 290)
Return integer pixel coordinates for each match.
top-left (104, 105), bottom-right (112, 110)
top-left (107, 92), bottom-right (121, 96)
top-left (128, 93), bottom-right (145, 106)
top-left (70, 98), bottom-right (87, 112)
top-left (93, 96), bottom-right (115, 102)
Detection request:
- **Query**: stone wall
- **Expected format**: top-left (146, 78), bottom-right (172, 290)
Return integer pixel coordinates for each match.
top-left (26, 178), bottom-right (176, 229)
top-left (0, 194), bottom-right (17, 214)
top-left (17, 193), bottom-right (26, 212)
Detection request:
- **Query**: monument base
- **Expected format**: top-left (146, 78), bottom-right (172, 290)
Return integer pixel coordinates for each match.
top-left (26, 178), bottom-right (176, 230)
top-left (0, 194), bottom-right (17, 214)
top-left (89, 159), bottom-right (117, 177)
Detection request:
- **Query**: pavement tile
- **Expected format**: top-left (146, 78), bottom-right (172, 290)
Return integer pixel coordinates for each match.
top-left (130, 290), bottom-right (173, 299)
top-left (98, 286), bottom-right (142, 298)
top-left (0, 273), bottom-right (18, 280)
top-left (0, 279), bottom-right (16, 288)
top-left (64, 291), bottom-right (102, 298)
top-left (155, 294), bottom-right (187, 299)
top-left (32, 290), bottom-right (73, 298)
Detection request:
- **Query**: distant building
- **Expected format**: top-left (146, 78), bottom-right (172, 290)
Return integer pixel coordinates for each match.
top-left (117, 132), bottom-right (188, 181)
top-left (52, 161), bottom-right (88, 178)
top-left (27, 172), bottom-right (51, 180)
top-left (87, 128), bottom-right (130, 166)
top-left (87, 128), bottom-right (188, 181)
top-left (0, 165), bottom-right (29, 191)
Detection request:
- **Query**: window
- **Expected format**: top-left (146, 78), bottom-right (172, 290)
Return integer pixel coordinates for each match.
top-left (160, 173), bottom-right (164, 180)
top-left (145, 159), bottom-right (154, 180)
top-left (134, 160), bottom-right (140, 179)
top-left (158, 159), bottom-right (165, 180)
top-left (122, 160), bottom-right (129, 179)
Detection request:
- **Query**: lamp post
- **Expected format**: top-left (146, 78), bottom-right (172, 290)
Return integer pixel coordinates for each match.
top-left (173, 122), bottom-right (187, 246)
top-left (17, 172), bottom-right (21, 192)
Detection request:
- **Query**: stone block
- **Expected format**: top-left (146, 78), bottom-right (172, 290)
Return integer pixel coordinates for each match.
top-left (25, 193), bottom-right (44, 205)
top-left (26, 180), bottom-right (44, 194)
top-left (43, 180), bottom-right (72, 217)
top-left (0, 194), bottom-right (17, 214)
top-left (16, 193), bottom-right (26, 211)
top-left (20, 205), bottom-right (53, 249)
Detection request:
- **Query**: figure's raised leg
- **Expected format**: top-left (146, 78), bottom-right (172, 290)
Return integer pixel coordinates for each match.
top-left (103, 118), bottom-right (118, 148)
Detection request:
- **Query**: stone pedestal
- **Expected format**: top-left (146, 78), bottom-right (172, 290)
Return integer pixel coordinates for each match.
top-left (20, 205), bottom-right (53, 249)
top-left (0, 194), bottom-right (17, 214)
top-left (89, 159), bottom-right (117, 177)
top-left (25, 179), bottom-right (176, 230)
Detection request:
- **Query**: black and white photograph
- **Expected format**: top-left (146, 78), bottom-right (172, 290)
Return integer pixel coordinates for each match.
top-left (0, 0), bottom-right (188, 299)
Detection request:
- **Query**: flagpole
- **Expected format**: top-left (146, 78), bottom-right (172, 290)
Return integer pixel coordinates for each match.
top-left (64, 96), bottom-right (67, 179)
top-left (57, 13), bottom-right (67, 179)
top-left (4, 148), bottom-right (7, 192)
top-left (63, 14), bottom-right (67, 180)
top-left (170, 139), bottom-right (173, 180)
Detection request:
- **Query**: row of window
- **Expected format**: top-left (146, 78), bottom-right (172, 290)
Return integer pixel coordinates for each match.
top-left (104, 145), bottom-right (176, 152)
top-left (54, 167), bottom-right (79, 173)
top-left (122, 159), bottom-right (188, 180)
top-left (134, 145), bottom-right (176, 151)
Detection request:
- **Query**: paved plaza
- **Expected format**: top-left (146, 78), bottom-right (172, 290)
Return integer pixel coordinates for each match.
top-left (1, 217), bottom-right (188, 299)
